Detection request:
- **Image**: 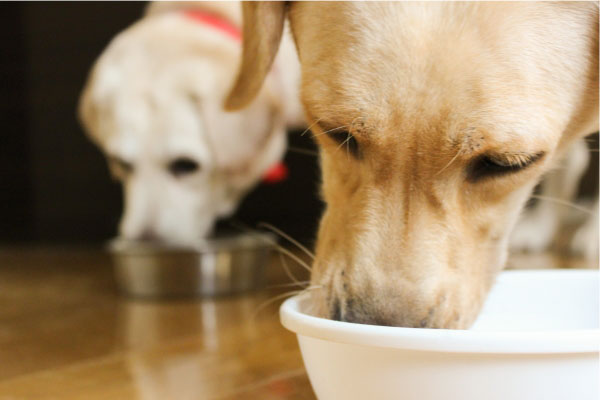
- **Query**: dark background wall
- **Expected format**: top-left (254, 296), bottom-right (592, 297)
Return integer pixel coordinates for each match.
top-left (0, 2), bottom-right (597, 246)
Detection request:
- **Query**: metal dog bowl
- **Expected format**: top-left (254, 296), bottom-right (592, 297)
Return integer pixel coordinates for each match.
top-left (109, 233), bottom-right (275, 298)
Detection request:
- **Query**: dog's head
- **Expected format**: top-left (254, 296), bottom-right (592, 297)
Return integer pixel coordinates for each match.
top-left (226, 2), bottom-right (598, 328)
top-left (80, 13), bottom-right (287, 245)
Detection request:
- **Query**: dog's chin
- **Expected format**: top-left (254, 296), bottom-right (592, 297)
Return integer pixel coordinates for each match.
top-left (117, 234), bottom-right (203, 248)
top-left (118, 219), bottom-right (217, 248)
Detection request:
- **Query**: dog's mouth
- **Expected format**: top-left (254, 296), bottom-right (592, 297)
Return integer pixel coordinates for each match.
top-left (118, 221), bottom-right (241, 247)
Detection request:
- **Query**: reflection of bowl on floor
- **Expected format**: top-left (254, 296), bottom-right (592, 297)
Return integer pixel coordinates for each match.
top-left (109, 233), bottom-right (275, 298)
top-left (281, 270), bottom-right (599, 400)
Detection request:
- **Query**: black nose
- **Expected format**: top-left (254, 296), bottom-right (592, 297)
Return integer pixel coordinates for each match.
top-left (136, 229), bottom-right (160, 242)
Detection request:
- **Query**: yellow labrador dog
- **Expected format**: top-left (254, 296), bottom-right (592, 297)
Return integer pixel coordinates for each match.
top-left (79, 2), bottom-right (301, 245)
top-left (226, 2), bottom-right (598, 328)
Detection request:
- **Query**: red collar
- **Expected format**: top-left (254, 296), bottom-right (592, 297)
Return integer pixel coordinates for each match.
top-left (182, 10), bottom-right (242, 42)
top-left (262, 162), bottom-right (288, 184)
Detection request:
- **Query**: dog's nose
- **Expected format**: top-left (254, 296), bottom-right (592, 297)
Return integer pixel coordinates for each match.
top-left (136, 229), bottom-right (160, 242)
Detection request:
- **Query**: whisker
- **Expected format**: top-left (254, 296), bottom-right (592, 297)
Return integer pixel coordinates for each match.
top-left (435, 148), bottom-right (462, 176)
top-left (347, 138), bottom-right (350, 160)
top-left (267, 280), bottom-right (311, 289)
top-left (287, 146), bottom-right (319, 157)
top-left (277, 251), bottom-right (307, 288)
top-left (530, 195), bottom-right (597, 216)
top-left (335, 132), bottom-right (354, 152)
top-left (300, 117), bottom-right (323, 136)
top-left (228, 220), bottom-right (312, 273)
top-left (258, 222), bottom-right (315, 260)
top-left (273, 244), bottom-right (313, 273)
top-left (311, 125), bottom-right (350, 139)
top-left (251, 290), bottom-right (305, 320)
top-left (252, 286), bottom-right (322, 319)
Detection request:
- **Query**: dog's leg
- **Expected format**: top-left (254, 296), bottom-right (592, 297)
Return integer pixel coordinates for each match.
top-left (510, 139), bottom-right (590, 253)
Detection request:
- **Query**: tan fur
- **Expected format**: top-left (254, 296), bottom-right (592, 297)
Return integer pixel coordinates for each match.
top-left (227, 2), bottom-right (599, 328)
top-left (225, 2), bottom-right (287, 110)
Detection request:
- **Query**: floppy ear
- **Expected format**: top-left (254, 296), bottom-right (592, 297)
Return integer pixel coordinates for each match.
top-left (224, 1), bottom-right (287, 111)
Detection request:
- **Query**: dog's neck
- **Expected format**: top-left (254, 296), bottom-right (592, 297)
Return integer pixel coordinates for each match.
top-left (182, 9), bottom-right (241, 42)
top-left (182, 9), bottom-right (287, 185)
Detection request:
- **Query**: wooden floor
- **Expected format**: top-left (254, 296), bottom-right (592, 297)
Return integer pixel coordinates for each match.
top-left (0, 246), bottom-right (595, 399)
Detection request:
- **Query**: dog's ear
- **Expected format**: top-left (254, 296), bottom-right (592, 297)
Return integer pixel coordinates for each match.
top-left (224, 1), bottom-right (287, 111)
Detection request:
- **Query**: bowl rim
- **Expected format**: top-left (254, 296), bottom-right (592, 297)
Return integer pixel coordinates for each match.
top-left (280, 269), bottom-right (600, 354)
top-left (108, 232), bottom-right (276, 255)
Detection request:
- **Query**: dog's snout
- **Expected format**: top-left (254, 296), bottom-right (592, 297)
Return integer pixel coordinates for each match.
top-left (136, 229), bottom-right (160, 242)
top-left (331, 299), bottom-right (342, 322)
top-left (330, 296), bottom-right (392, 326)
top-left (329, 295), bottom-right (440, 328)
top-left (337, 298), bottom-right (393, 326)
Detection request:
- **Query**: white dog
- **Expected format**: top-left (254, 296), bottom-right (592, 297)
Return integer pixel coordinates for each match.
top-left (79, 2), bottom-right (302, 246)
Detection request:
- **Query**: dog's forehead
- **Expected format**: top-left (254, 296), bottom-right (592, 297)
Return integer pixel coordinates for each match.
top-left (294, 4), bottom-right (482, 126)
top-left (292, 2), bottom-right (563, 151)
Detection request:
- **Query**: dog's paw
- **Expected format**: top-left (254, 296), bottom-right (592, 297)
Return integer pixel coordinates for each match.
top-left (510, 209), bottom-right (558, 253)
top-left (570, 216), bottom-right (599, 261)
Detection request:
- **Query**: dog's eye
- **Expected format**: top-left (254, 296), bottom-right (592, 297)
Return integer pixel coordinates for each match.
top-left (467, 152), bottom-right (544, 182)
top-left (326, 130), bottom-right (360, 158)
top-left (168, 157), bottom-right (200, 177)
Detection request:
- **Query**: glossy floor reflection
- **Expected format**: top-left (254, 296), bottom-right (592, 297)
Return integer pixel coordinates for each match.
top-left (0, 247), bottom-right (314, 399)
top-left (0, 247), bottom-right (595, 399)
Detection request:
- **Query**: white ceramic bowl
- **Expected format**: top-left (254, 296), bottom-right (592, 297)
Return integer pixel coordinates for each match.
top-left (280, 270), bottom-right (599, 400)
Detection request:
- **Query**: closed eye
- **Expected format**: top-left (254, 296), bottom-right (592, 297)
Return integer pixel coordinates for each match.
top-left (467, 152), bottom-right (545, 182)
top-left (325, 129), bottom-right (360, 158)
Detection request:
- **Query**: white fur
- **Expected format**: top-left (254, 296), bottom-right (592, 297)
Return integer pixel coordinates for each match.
top-left (80, 3), bottom-right (302, 245)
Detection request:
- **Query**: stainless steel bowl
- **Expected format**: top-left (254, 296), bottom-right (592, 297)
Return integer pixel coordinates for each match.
top-left (109, 233), bottom-right (275, 298)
